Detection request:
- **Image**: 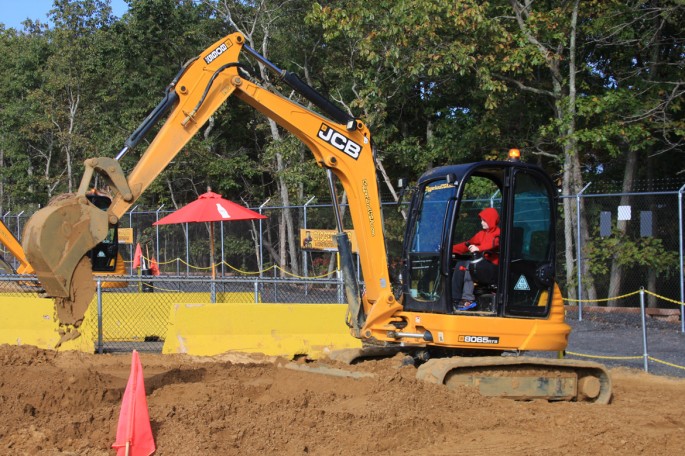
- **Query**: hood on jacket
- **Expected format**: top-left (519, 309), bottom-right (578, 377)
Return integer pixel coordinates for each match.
top-left (479, 207), bottom-right (500, 230)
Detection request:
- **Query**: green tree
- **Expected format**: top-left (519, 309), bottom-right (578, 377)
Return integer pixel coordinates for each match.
top-left (0, 23), bottom-right (52, 212)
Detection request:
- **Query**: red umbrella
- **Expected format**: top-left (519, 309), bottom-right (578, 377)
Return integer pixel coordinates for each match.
top-left (153, 191), bottom-right (266, 277)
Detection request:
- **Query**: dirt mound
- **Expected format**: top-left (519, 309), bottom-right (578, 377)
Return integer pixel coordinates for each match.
top-left (1, 344), bottom-right (683, 455)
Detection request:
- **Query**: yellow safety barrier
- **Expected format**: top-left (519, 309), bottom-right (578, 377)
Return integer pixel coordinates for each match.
top-left (0, 294), bottom-right (359, 359)
top-left (97, 292), bottom-right (259, 341)
top-left (0, 295), bottom-right (95, 352)
top-left (163, 302), bottom-right (361, 358)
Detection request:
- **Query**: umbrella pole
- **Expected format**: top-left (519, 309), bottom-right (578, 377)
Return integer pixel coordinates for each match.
top-left (210, 222), bottom-right (216, 303)
top-left (210, 222), bottom-right (216, 280)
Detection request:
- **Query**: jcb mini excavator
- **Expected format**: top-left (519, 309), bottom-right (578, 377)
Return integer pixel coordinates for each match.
top-left (22, 32), bottom-right (611, 403)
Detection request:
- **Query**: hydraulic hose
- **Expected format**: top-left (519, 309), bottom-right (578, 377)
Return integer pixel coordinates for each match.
top-left (242, 44), bottom-right (355, 127)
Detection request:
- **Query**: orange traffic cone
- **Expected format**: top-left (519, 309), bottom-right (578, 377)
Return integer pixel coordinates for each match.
top-left (112, 350), bottom-right (155, 456)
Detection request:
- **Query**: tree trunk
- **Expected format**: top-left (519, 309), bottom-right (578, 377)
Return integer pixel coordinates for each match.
top-left (607, 149), bottom-right (637, 307)
top-left (511, 0), bottom-right (597, 301)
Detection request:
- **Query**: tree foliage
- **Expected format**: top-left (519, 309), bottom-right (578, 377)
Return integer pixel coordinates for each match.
top-left (0, 0), bottom-right (683, 282)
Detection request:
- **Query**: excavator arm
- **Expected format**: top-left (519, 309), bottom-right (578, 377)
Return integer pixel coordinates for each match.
top-left (1, 220), bottom-right (33, 274)
top-left (22, 32), bottom-right (398, 339)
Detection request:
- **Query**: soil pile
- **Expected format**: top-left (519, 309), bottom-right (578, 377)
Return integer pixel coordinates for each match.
top-left (1, 344), bottom-right (684, 455)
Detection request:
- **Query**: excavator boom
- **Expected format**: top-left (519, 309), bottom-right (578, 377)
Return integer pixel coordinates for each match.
top-left (22, 32), bottom-right (394, 338)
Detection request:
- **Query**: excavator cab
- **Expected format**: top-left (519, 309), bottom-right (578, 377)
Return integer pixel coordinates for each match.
top-left (84, 192), bottom-right (119, 273)
top-left (401, 160), bottom-right (557, 317)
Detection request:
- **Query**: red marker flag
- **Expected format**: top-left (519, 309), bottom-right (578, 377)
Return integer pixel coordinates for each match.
top-left (112, 350), bottom-right (155, 456)
top-left (132, 243), bottom-right (143, 270)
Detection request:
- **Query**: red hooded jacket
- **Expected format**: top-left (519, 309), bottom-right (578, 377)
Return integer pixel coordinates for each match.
top-left (452, 207), bottom-right (500, 265)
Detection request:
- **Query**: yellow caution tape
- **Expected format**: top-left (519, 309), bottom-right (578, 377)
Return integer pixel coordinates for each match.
top-left (566, 351), bottom-right (642, 360)
top-left (648, 357), bottom-right (685, 371)
top-left (643, 290), bottom-right (685, 307)
top-left (562, 290), bottom-right (641, 303)
top-left (125, 256), bottom-right (337, 278)
top-left (567, 351), bottom-right (685, 371)
top-left (563, 288), bottom-right (685, 307)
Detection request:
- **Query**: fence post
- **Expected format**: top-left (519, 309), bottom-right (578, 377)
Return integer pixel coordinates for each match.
top-left (576, 182), bottom-right (591, 322)
top-left (639, 287), bottom-right (649, 372)
top-left (220, 221), bottom-right (224, 278)
top-left (2, 211), bottom-right (11, 270)
top-left (679, 184), bottom-right (685, 333)
top-left (185, 222), bottom-right (190, 276)
top-left (303, 196), bottom-right (316, 296)
top-left (155, 204), bottom-right (164, 267)
top-left (258, 198), bottom-right (270, 279)
top-left (337, 268), bottom-right (344, 303)
top-left (97, 279), bottom-right (103, 354)
top-left (128, 205), bottom-right (138, 274)
top-left (303, 196), bottom-right (316, 280)
top-left (15, 211), bottom-right (24, 240)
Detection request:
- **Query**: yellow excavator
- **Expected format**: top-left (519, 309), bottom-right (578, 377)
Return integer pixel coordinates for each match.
top-left (22, 32), bottom-right (611, 403)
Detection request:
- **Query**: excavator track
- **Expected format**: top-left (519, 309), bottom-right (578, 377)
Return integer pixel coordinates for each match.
top-left (415, 356), bottom-right (612, 404)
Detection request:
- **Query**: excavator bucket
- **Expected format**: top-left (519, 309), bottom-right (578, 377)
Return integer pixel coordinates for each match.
top-left (22, 194), bottom-right (109, 303)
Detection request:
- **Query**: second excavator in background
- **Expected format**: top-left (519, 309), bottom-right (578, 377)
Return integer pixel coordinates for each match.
top-left (22, 32), bottom-right (611, 403)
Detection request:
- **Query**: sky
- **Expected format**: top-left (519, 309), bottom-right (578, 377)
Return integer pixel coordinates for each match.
top-left (0, 0), bottom-right (129, 29)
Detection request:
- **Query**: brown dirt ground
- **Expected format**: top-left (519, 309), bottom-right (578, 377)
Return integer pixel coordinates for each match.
top-left (1, 344), bottom-right (684, 455)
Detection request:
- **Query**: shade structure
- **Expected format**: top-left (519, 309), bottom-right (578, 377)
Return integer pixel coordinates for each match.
top-left (153, 191), bottom-right (266, 278)
top-left (153, 191), bottom-right (267, 225)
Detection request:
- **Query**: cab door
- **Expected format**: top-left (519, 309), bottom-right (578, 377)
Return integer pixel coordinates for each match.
top-left (502, 169), bottom-right (556, 317)
top-left (402, 178), bottom-right (456, 313)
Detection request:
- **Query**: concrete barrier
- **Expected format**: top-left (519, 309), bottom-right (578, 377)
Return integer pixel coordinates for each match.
top-left (0, 296), bottom-right (94, 352)
top-left (163, 302), bottom-right (361, 358)
top-left (0, 295), bottom-right (359, 358)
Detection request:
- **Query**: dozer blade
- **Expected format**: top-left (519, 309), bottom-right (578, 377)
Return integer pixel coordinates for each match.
top-left (23, 194), bottom-right (108, 299)
top-left (416, 356), bottom-right (612, 404)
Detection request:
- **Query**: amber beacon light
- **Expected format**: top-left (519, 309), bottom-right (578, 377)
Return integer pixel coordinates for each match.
top-left (508, 148), bottom-right (521, 161)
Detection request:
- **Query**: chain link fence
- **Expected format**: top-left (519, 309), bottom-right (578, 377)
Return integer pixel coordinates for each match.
top-left (2, 184), bottom-right (685, 353)
top-left (0, 273), bottom-right (345, 353)
top-left (559, 181), bottom-right (685, 329)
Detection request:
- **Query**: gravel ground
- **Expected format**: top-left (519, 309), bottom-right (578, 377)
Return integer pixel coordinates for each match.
top-left (538, 307), bottom-right (685, 378)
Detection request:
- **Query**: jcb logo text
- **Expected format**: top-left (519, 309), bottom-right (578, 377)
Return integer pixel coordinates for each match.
top-left (318, 124), bottom-right (361, 159)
